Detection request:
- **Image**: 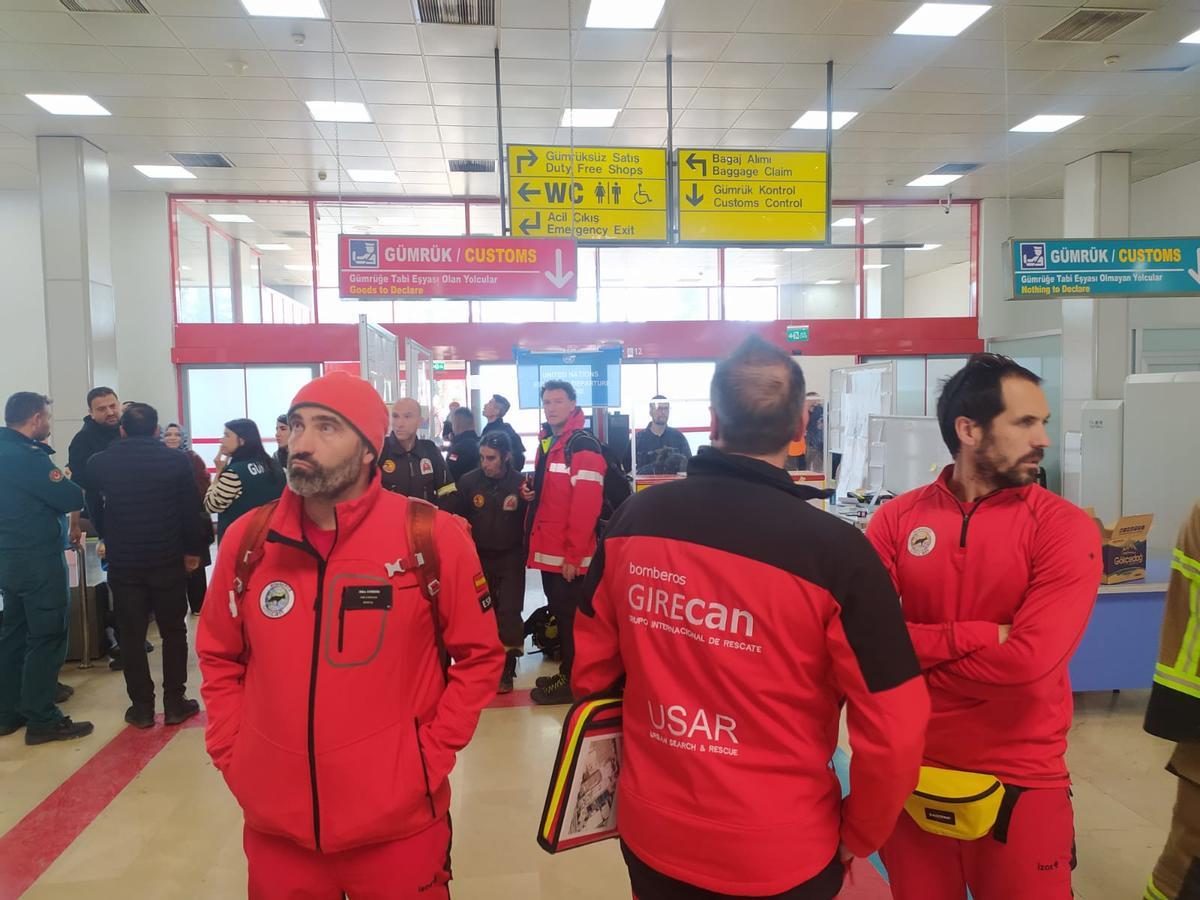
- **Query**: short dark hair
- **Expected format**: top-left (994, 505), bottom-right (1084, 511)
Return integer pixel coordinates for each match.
top-left (5, 392), bottom-right (50, 426)
top-left (540, 380), bottom-right (576, 402)
top-left (937, 353), bottom-right (1043, 457)
top-left (452, 406), bottom-right (474, 427)
top-left (86, 387), bottom-right (117, 409)
top-left (651, 394), bottom-right (668, 402)
top-left (276, 414), bottom-right (289, 426)
top-left (711, 336), bottom-right (806, 456)
top-left (480, 432), bottom-right (512, 456)
top-left (491, 394), bottom-right (511, 417)
top-left (121, 402), bottom-right (159, 437)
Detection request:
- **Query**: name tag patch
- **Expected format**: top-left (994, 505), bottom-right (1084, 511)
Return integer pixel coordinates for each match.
top-left (342, 584), bottom-right (393, 611)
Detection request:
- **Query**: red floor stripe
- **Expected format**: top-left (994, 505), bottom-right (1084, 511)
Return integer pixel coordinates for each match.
top-left (0, 715), bottom-right (204, 900)
top-left (487, 689), bottom-right (541, 709)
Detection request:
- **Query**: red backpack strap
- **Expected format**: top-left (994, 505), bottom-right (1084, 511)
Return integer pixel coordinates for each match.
top-left (406, 499), bottom-right (449, 677)
top-left (233, 500), bottom-right (280, 599)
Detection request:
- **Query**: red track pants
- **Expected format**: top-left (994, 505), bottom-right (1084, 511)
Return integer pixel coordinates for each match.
top-left (881, 787), bottom-right (1075, 900)
top-left (244, 818), bottom-right (452, 900)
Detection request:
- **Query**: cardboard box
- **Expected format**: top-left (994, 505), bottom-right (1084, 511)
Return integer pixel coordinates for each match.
top-left (1085, 508), bottom-right (1154, 585)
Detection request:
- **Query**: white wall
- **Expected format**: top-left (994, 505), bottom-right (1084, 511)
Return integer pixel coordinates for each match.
top-left (904, 261), bottom-right (971, 318)
top-left (792, 354), bottom-right (857, 403)
top-left (978, 197), bottom-right (1063, 340)
top-left (0, 188), bottom-right (178, 422)
top-left (780, 283), bottom-right (856, 318)
top-left (0, 190), bottom-right (49, 399)
top-left (1132, 158), bottom-right (1200, 236)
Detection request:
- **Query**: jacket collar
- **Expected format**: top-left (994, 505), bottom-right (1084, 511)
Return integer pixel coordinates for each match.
top-left (269, 474), bottom-right (385, 546)
top-left (929, 464), bottom-right (1034, 507)
top-left (688, 446), bottom-right (829, 501)
top-left (84, 416), bottom-right (119, 437)
top-left (0, 426), bottom-right (54, 455)
top-left (541, 406), bottom-right (586, 442)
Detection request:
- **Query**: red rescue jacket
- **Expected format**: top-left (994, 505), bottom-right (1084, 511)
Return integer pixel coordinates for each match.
top-left (197, 478), bottom-right (503, 853)
top-left (526, 407), bottom-right (605, 574)
top-left (573, 448), bottom-right (930, 895)
top-left (866, 466), bottom-right (1102, 788)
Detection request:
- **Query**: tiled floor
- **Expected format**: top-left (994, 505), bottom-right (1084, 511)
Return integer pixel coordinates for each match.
top-left (0, 606), bottom-right (1180, 899)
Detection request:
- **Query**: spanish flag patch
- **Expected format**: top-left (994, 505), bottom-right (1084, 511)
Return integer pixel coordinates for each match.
top-left (473, 572), bottom-right (488, 593)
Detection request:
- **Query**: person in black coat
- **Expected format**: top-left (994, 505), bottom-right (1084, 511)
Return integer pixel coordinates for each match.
top-left (446, 406), bottom-right (480, 482)
top-left (635, 395), bottom-right (692, 471)
top-left (87, 403), bottom-right (208, 729)
top-left (481, 393), bottom-right (526, 472)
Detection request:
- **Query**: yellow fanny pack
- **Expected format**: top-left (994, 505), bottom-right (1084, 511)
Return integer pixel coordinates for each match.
top-left (903, 766), bottom-right (1005, 840)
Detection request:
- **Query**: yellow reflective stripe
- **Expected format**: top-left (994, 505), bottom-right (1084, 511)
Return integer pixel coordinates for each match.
top-left (1176, 580), bottom-right (1200, 674)
top-left (1174, 546), bottom-right (1200, 575)
top-left (1172, 558), bottom-right (1200, 584)
top-left (1145, 875), bottom-right (1170, 900)
top-left (436, 483), bottom-right (457, 496)
top-left (1155, 664), bottom-right (1200, 700)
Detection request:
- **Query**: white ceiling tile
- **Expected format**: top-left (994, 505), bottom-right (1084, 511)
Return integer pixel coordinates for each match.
top-left (720, 33), bottom-right (807, 64)
top-left (661, 0), bottom-right (750, 31)
top-left (347, 53), bottom-right (426, 81)
top-left (689, 87), bottom-right (760, 109)
top-left (418, 23), bottom-right (499, 56)
top-left (439, 124), bottom-right (498, 143)
top-left (741, 0), bottom-right (841, 33)
top-left (0, 42), bottom-right (127, 72)
top-left (648, 31), bottom-right (731, 62)
top-left (570, 60), bottom-right (644, 86)
top-left (221, 152), bottom-right (288, 168)
top-left (0, 70), bottom-right (79, 93)
top-left (501, 126), bottom-right (558, 142)
top-left (392, 170), bottom-right (452, 184)
top-left (162, 17), bottom-right (261, 51)
top-left (253, 19), bottom-right (345, 52)
top-left (316, 122), bottom-right (381, 141)
top-left (438, 141), bottom-right (494, 157)
top-left (678, 107), bottom-right (741, 128)
top-left (500, 28), bottom-right (570, 60)
top-left (2, 11), bottom-right (94, 43)
top-left (332, 0), bottom-right (415, 23)
top-left (817, 1), bottom-right (916, 36)
top-left (387, 157), bottom-right (446, 172)
top-left (552, 126), bottom-right (613, 144)
top-left (967, 6), bottom-right (1076, 42)
top-left (575, 30), bottom-right (656, 61)
top-left (496, 57), bottom-right (570, 84)
top-left (426, 56), bottom-right (494, 84)
top-left (280, 152), bottom-right (337, 167)
top-left (637, 60), bottom-right (712, 86)
top-left (288, 78), bottom-right (366, 103)
top-left (360, 80), bottom-right (432, 104)
top-left (932, 40), bottom-right (1008, 69)
top-left (618, 107), bottom-right (668, 127)
top-left (672, 127), bottom-right (729, 144)
top-left (334, 22), bottom-right (418, 54)
top-left (77, 13), bottom-right (184, 47)
top-left (369, 104), bottom-right (437, 125)
top-left (703, 62), bottom-right (780, 88)
top-left (236, 99), bottom-right (312, 122)
top-left (432, 82), bottom-right (496, 106)
top-left (836, 64), bottom-right (922, 90)
top-left (171, 136), bottom-right (274, 154)
top-left (734, 109), bottom-right (801, 129)
top-left (270, 137), bottom-right (330, 154)
top-left (83, 73), bottom-right (222, 98)
top-left (501, 107), bottom-right (559, 127)
top-left (500, 0), bottom-right (571, 29)
top-left (434, 107), bottom-right (494, 127)
top-left (627, 85), bottom-right (694, 107)
top-left (193, 50), bottom-right (281, 78)
top-left (769, 64), bottom-right (840, 91)
top-left (107, 47), bottom-right (206, 76)
top-left (565, 86), bottom-right (631, 107)
top-left (500, 84), bottom-right (566, 107)
top-left (374, 120), bottom-right (441, 139)
top-left (721, 129), bottom-right (782, 147)
top-left (772, 129), bottom-right (827, 149)
top-left (191, 118), bottom-right (264, 138)
top-left (271, 51), bottom-right (354, 79)
top-left (215, 76), bottom-right (295, 101)
top-left (166, 98), bottom-right (247, 119)
top-left (384, 140), bottom-right (444, 155)
top-left (256, 120), bottom-right (325, 139)
top-left (607, 128), bottom-right (665, 145)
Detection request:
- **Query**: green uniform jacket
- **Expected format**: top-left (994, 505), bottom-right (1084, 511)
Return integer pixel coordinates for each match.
top-left (0, 427), bottom-right (85, 552)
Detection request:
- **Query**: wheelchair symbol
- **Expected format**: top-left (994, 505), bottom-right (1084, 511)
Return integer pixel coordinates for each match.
top-left (633, 183), bottom-right (652, 206)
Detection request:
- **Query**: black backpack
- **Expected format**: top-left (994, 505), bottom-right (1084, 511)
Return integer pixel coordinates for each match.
top-left (524, 605), bottom-right (561, 660)
top-left (564, 430), bottom-right (633, 527)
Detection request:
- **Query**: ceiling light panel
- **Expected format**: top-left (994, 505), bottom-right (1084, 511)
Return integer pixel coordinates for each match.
top-left (894, 3), bottom-right (990, 36)
top-left (791, 110), bottom-right (858, 130)
top-left (347, 169), bottom-right (399, 182)
top-left (816, 279), bottom-right (842, 285)
top-left (256, 243), bottom-right (292, 250)
top-left (134, 165), bottom-right (196, 179)
top-left (26, 94), bottom-right (110, 116)
top-left (586, 0), bottom-right (666, 29)
top-left (561, 108), bottom-right (621, 127)
top-left (1181, 28), bottom-right (1200, 43)
top-left (240, 0), bottom-right (325, 18)
top-left (305, 100), bottom-right (372, 122)
top-left (832, 217), bottom-right (876, 227)
top-left (908, 173), bottom-right (963, 187)
top-left (211, 214), bottom-right (255, 223)
top-left (1010, 114), bottom-right (1083, 133)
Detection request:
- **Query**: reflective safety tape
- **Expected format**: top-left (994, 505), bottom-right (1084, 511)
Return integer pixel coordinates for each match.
top-left (1173, 547), bottom-right (1200, 581)
top-left (549, 463), bottom-right (569, 474)
top-left (532, 552), bottom-right (593, 569)
top-left (571, 469), bottom-right (605, 487)
top-left (1154, 664), bottom-right (1200, 700)
top-left (436, 483), bottom-right (457, 496)
top-left (1145, 876), bottom-right (1170, 900)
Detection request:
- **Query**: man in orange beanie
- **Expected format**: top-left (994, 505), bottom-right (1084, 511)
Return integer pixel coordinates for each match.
top-left (198, 371), bottom-right (503, 899)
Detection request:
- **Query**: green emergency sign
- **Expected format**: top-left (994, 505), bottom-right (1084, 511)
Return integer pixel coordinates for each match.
top-left (786, 325), bottom-right (810, 343)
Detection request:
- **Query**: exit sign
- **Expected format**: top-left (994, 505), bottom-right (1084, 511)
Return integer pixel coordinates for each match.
top-left (786, 325), bottom-right (809, 343)
top-left (432, 362), bottom-right (446, 371)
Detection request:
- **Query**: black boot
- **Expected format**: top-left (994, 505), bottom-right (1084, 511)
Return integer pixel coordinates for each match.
top-left (124, 704), bottom-right (155, 729)
top-left (56, 682), bottom-right (74, 703)
top-left (26, 717), bottom-right (94, 745)
top-left (164, 698), bottom-right (200, 726)
top-left (498, 653), bottom-right (519, 694)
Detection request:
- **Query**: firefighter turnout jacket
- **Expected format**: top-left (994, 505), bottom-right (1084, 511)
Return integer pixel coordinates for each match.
top-left (379, 433), bottom-right (455, 508)
top-left (867, 466), bottom-right (1102, 788)
top-left (196, 477), bottom-right (504, 853)
top-left (573, 447), bottom-right (929, 896)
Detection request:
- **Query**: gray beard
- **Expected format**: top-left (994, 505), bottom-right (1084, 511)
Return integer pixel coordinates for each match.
top-left (287, 452), bottom-right (362, 499)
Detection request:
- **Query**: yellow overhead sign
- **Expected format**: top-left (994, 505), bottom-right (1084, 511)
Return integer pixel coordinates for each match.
top-left (506, 144), bottom-right (668, 242)
top-left (677, 149), bottom-right (829, 243)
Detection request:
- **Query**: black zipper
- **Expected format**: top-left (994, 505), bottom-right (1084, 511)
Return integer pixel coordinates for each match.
top-left (337, 602), bottom-right (346, 653)
top-left (266, 517), bottom-right (338, 853)
top-left (956, 493), bottom-right (1001, 548)
top-left (415, 717), bottom-right (437, 818)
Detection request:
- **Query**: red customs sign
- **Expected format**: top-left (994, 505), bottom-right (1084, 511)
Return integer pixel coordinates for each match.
top-left (338, 234), bottom-right (578, 300)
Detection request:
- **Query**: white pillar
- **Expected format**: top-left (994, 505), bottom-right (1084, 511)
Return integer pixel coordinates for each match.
top-left (1060, 151), bottom-right (1130, 434)
top-left (37, 136), bottom-right (116, 450)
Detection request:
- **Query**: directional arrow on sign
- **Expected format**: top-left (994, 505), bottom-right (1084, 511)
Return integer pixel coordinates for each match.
top-left (685, 152), bottom-right (707, 177)
top-left (516, 182), bottom-right (541, 203)
top-left (515, 149), bottom-right (538, 174)
top-left (685, 184), bottom-right (703, 207)
top-left (543, 248), bottom-right (575, 289)
top-left (1189, 248), bottom-right (1200, 286)
top-left (518, 212), bottom-right (541, 235)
